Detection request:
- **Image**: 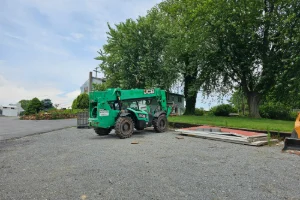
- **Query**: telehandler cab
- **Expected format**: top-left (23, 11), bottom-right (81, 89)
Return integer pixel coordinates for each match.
top-left (88, 88), bottom-right (173, 139)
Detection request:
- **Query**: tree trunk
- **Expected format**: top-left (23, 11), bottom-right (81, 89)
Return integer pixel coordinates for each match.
top-left (184, 92), bottom-right (197, 115)
top-left (183, 75), bottom-right (197, 115)
top-left (242, 96), bottom-right (245, 116)
top-left (247, 92), bottom-right (261, 118)
top-left (181, 53), bottom-right (198, 115)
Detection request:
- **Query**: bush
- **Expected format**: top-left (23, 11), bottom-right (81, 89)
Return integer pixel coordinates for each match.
top-left (72, 93), bottom-right (89, 109)
top-left (210, 104), bottom-right (236, 116)
top-left (41, 99), bottom-right (54, 111)
top-left (26, 97), bottom-right (42, 115)
top-left (20, 109), bottom-right (84, 120)
top-left (289, 111), bottom-right (298, 121)
top-left (259, 102), bottom-right (295, 121)
top-left (195, 108), bottom-right (204, 116)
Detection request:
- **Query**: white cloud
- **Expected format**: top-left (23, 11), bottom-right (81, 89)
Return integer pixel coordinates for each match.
top-left (0, 0), bottom-right (163, 107)
top-left (71, 32), bottom-right (84, 40)
top-left (0, 74), bottom-right (80, 108)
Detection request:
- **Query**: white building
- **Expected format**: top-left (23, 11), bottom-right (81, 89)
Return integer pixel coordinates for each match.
top-left (0, 103), bottom-right (24, 117)
top-left (80, 77), bottom-right (106, 94)
top-left (167, 93), bottom-right (185, 115)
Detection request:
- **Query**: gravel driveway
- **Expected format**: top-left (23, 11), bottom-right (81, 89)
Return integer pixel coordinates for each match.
top-left (0, 117), bottom-right (76, 140)
top-left (0, 128), bottom-right (299, 200)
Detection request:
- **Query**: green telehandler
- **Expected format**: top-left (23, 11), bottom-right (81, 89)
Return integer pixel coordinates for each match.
top-left (88, 88), bottom-right (173, 139)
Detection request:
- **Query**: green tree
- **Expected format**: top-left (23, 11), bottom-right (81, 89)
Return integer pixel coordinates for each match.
top-left (157, 1), bottom-right (208, 115)
top-left (271, 0), bottom-right (300, 109)
top-left (95, 0), bottom-right (300, 117)
top-left (92, 83), bottom-right (107, 91)
top-left (41, 99), bottom-right (53, 111)
top-left (229, 89), bottom-right (248, 115)
top-left (96, 11), bottom-right (178, 90)
top-left (26, 97), bottom-right (42, 115)
top-left (19, 99), bottom-right (31, 111)
top-left (71, 98), bottom-right (78, 110)
top-left (72, 93), bottom-right (89, 109)
top-left (187, 0), bottom-right (300, 117)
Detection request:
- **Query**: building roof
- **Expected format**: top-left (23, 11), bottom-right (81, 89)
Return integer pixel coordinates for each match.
top-left (1, 104), bottom-right (25, 111)
top-left (2, 105), bottom-right (17, 108)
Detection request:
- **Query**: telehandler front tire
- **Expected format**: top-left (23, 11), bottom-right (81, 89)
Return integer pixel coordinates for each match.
top-left (115, 117), bottom-right (134, 139)
top-left (94, 128), bottom-right (111, 136)
top-left (153, 114), bottom-right (168, 133)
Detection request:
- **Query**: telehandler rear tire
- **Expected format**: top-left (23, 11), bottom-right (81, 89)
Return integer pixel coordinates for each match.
top-left (115, 117), bottom-right (134, 139)
top-left (94, 128), bottom-right (111, 136)
top-left (153, 114), bottom-right (168, 133)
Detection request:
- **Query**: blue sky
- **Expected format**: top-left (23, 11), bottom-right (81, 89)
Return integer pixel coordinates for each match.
top-left (0, 0), bottom-right (163, 107)
top-left (0, 0), bottom-right (229, 109)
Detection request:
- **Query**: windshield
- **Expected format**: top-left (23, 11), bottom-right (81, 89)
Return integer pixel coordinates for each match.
top-left (110, 100), bottom-right (148, 111)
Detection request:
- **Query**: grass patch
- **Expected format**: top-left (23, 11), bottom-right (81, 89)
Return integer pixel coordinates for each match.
top-left (169, 115), bottom-right (294, 132)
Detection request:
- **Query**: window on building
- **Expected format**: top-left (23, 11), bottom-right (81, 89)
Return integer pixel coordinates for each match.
top-left (11, 107), bottom-right (15, 109)
top-left (172, 96), bottom-right (175, 101)
top-left (178, 97), bottom-right (182, 103)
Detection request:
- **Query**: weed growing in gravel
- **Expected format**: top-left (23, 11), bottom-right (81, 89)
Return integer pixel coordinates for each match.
top-left (267, 127), bottom-right (271, 146)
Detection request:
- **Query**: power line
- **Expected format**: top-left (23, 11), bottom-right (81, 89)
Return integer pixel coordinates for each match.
top-left (93, 67), bottom-right (100, 77)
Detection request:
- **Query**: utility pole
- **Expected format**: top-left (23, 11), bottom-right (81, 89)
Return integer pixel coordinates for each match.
top-left (89, 72), bottom-right (92, 93)
top-left (93, 67), bottom-right (100, 77)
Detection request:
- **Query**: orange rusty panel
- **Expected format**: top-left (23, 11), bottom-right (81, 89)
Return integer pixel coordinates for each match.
top-left (220, 128), bottom-right (263, 137)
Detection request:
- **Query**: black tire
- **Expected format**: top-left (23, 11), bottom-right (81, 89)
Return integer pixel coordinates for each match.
top-left (115, 117), bottom-right (134, 139)
top-left (291, 130), bottom-right (299, 139)
top-left (135, 123), bottom-right (144, 131)
top-left (153, 114), bottom-right (168, 133)
top-left (94, 128), bottom-right (111, 136)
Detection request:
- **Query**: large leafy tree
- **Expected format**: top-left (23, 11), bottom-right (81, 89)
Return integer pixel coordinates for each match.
top-left (271, 0), bottom-right (300, 109)
top-left (96, 11), bottom-right (178, 91)
top-left (95, 0), bottom-right (299, 117)
top-left (182, 0), bottom-right (300, 117)
top-left (157, 1), bottom-right (210, 115)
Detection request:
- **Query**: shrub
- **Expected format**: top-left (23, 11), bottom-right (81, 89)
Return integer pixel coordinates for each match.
top-left (259, 102), bottom-right (293, 121)
top-left (211, 104), bottom-right (236, 116)
top-left (207, 106), bottom-right (217, 116)
top-left (26, 97), bottom-right (42, 115)
top-left (41, 99), bottom-right (54, 111)
top-left (195, 108), bottom-right (204, 116)
top-left (20, 109), bottom-right (82, 120)
top-left (289, 111), bottom-right (298, 121)
top-left (72, 93), bottom-right (89, 109)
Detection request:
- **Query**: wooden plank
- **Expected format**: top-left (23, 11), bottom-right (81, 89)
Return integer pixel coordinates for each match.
top-left (176, 130), bottom-right (249, 141)
top-left (176, 129), bottom-right (273, 146)
top-left (180, 132), bottom-right (251, 145)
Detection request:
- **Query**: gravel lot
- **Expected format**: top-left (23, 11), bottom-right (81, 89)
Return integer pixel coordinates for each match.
top-left (0, 128), bottom-right (299, 200)
top-left (0, 117), bottom-right (76, 141)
